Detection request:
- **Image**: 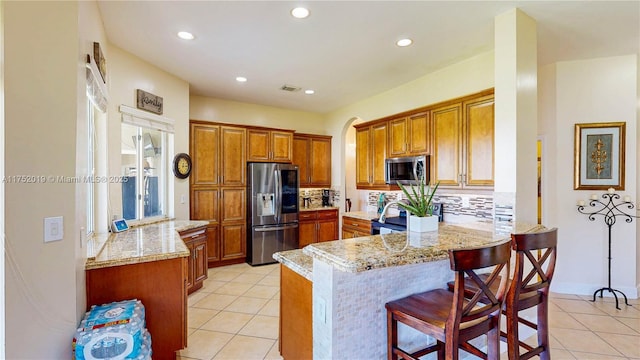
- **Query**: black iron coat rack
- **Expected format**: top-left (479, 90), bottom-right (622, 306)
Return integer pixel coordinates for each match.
top-left (577, 190), bottom-right (637, 310)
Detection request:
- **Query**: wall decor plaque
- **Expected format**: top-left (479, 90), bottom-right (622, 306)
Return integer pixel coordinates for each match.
top-left (93, 42), bottom-right (106, 83)
top-left (574, 122), bottom-right (626, 190)
top-left (136, 89), bottom-right (163, 115)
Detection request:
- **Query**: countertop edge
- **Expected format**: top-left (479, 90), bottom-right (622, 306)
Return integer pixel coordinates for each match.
top-left (273, 249), bottom-right (313, 281)
top-left (85, 220), bottom-right (208, 270)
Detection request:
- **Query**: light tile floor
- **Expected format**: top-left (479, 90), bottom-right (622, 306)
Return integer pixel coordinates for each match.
top-left (178, 262), bottom-right (640, 360)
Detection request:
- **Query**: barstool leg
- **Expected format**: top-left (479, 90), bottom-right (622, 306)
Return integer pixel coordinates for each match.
top-left (387, 311), bottom-right (398, 360)
top-left (487, 325), bottom-right (500, 359)
top-left (537, 295), bottom-right (551, 360)
top-left (505, 305), bottom-right (520, 360)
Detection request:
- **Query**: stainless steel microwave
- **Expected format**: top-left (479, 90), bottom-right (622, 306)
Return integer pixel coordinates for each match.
top-left (385, 155), bottom-right (429, 185)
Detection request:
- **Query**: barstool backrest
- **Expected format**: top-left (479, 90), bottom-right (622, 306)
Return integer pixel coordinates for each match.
top-left (448, 241), bottom-right (512, 329)
top-left (509, 228), bottom-right (558, 299)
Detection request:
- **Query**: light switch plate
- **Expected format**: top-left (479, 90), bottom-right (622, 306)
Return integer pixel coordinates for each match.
top-left (44, 216), bottom-right (64, 243)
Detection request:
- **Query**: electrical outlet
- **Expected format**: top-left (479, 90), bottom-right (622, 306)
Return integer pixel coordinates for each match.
top-left (461, 196), bottom-right (470, 208)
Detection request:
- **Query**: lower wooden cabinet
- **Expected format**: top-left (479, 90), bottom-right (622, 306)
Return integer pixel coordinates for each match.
top-left (279, 265), bottom-right (312, 359)
top-left (341, 215), bottom-right (372, 239)
top-left (85, 257), bottom-right (187, 359)
top-left (180, 226), bottom-right (208, 294)
top-left (299, 208), bottom-right (339, 247)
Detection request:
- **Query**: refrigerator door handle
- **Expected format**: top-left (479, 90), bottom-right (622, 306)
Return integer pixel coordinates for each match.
top-left (254, 224), bottom-right (299, 232)
top-left (274, 169), bottom-right (282, 223)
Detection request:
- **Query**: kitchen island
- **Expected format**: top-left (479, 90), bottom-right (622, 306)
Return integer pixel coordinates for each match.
top-left (85, 220), bottom-right (208, 360)
top-left (274, 221), bottom-right (544, 359)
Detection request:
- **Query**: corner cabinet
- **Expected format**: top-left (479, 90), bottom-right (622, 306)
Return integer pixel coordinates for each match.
top-left (293, 133), bottom-right (332, 188)
top-left (247, 128), bottom-right (294, 163)
top-left (431, 93), bottom-right (494, 188)
top-left (190, 121), bottom-right (247, 268)
top-left (180, 226), bottom-right (208, 294)
top-left (355, 121), bottom-right (388, 189)
top-left (298, 209), bottom-right (339, 248)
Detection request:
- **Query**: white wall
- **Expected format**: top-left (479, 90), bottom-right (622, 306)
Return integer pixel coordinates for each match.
top-left (106, 45), bottom-right (191, 221)
top-left (545, 55), bottom-right (638, 297)
top-left (190, 95), bottom-right (328, 135)
top-left (4, 2), bottom-right (84, 357)
top-left (0, 1), bottom-right (5, 357)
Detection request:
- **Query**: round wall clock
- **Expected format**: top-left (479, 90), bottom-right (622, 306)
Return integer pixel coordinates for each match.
top-left (173, 153), bottom-right (192, 179)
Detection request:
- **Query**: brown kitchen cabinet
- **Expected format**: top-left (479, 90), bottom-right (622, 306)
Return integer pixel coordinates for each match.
top-left (180, 226), bottom-right (208, 294)
top-left (388, 112), bottom-right (430, 157)
top-left (341, 215), bottom-right (372, 239)
top-left (190, 121), bottom-right (247, 268)
top-left (431, 93), bottom-right (494, 188)
top-left (293, 133), bottom-right (332, 188)
top-left (279, 265), bottom-right (312, 360)
top-left (298, 209), bottom-right (339, 247)
top-left (355, 121), bottom-right (388, 189)
top-left (86, 256), bottom-right (187, 359)
top-left (247, 128), bottom-right (294, 163)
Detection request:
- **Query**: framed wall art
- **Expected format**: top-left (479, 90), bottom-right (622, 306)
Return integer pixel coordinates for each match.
top-left (574, 122), bottom-right (625, 190)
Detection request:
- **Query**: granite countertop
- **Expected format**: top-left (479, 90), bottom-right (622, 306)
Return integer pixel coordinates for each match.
top-left (272, 249), bottom-right (313, 281)
top-left (303, 222), bottom-right (545, 273)
top-left (85, 220), bottom-right (209, 270)
top-left (342, 211), bottom-right (379, 221)
top-left (299, 205), bottom-right (340, 212)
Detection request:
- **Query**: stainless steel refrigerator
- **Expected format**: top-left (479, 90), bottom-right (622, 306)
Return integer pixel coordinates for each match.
top-left (246, 163), bottom-right (299, 265)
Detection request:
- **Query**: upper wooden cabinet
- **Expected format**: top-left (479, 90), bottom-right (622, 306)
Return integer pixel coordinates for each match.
top-left (388, 112), bottom-right (430, 157)
top-left (355, 122), bottom-right (388, 189)
top-left (353, 89), bottom-right (494, 191)
top-left (463, 94), bottom-right (495, 187)
top-left (293, 133), bottom-right (332, 188)
top-left (190, 123), bottom-right (246, 187)
top-left (247, 128), bottom-right (293, 163)
top-left (432, 93), bottom-right (494, 188)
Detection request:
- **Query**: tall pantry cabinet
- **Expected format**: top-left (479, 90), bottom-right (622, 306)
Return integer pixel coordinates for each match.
top-left (190, 121), bottom-right (247, 267)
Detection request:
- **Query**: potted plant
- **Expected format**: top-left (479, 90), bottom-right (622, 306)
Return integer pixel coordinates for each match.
top-left (397, 176), bottom-right (440, 232)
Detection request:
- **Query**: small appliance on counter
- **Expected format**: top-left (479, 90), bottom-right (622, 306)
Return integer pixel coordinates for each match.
top-left (322, 189), bottom-right (331, 207)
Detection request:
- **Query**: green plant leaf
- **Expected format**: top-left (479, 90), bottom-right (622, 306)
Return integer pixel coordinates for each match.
top-left (396, 175), bottom-right (440, 217)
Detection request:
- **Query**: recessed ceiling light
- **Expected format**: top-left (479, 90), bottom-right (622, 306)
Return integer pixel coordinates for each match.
top-left (304, 89), bottom-right (315, 95)
top-left (236, 76), bottom-right (247, 82)
top-left (177, 31), bottom-right (195, 40)
top-left (396, 38), bottom-right (413, 47)
top-left (291, 7), bottom-right (310, 19)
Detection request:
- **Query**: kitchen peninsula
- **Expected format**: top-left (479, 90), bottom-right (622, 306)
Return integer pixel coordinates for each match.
top-left (85, 220), bottom-right (208, 359)
top-left (274, 221), bottom-right (544, 359)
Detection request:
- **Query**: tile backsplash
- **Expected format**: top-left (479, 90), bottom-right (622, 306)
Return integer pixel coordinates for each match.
top-left (366, 190), bottom-right (493, 220)
top-left (299, 188), bottom-right (341, 208)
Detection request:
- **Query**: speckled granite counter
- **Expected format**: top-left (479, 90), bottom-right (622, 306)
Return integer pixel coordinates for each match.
top-left (299, 205), bottom-right (340, 212)
top-left (303, 222), bottom-right (544, 273)
top-left (272, 249), bottom-right (313, 281)
top-left (342, 210), bottom-right (379, 221)
top-left (85, 220), bottom-right (209, 270)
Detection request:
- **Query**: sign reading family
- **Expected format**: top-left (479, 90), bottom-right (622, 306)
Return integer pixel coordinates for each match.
top-left (136, 89), bottom-right (163, 115)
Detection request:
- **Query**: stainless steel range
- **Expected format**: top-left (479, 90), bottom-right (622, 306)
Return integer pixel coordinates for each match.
top-left (370, 203), bottom-right (443, 235)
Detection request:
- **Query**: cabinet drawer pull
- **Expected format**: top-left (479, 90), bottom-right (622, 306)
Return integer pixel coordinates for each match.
top-left (352, 223), bottom-right (358, 227)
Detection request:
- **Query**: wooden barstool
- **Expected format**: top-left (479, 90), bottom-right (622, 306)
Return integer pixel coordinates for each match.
top-left (385, 241), bottom-right (511, 360)
top-left (446, 228), bottom-right (558, 360)
top-left (504, 229), bottom-right (557, 360)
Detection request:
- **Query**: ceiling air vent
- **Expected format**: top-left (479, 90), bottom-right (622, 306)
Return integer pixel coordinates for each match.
top-left (280, 84), bottom-right (301, 92)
